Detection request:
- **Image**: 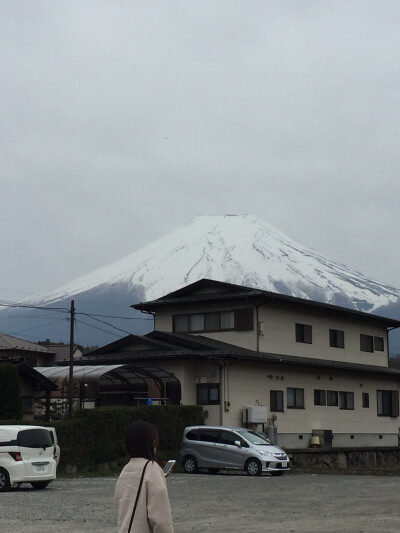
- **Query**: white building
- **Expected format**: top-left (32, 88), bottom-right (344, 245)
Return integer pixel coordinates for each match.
top-left (131, 279), bottom-right (400, 449)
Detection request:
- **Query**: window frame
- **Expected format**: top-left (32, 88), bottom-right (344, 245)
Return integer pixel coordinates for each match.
top-left (360, 334), bottom-right (374, 353)
top-left (270, 390), bottom-right (284, 412)
top-left (329, 329), bottom-right (345, 349)
top-left (377, 390), bottom-right (399, 417)
top-left (314, 389), bottom-right (327, 406)
top-left (295, 323), bottom-right (312, 344)
top-left (287, 387), bottom-right (305, 409)
top-left (374, 336), bottom-right (384, 352)
top-left (327, 390), bottom-right (338, 406)
top-left (196, 383), bottom-right (220, 406)
top-left (173, 308), bottom-right (253, 333)
top-left (339, 391), bottom-right (354, 410)
top-left (362, 392), bottom-right (370, 408)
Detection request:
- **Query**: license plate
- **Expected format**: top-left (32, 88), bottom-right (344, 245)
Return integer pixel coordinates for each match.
top-left (35, 465), bottom-right (45, 472)
top-left (281, 461), bottom-right (288, 468)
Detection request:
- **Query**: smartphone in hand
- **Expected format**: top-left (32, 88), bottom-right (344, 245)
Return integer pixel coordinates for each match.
top-left (163, 460), bottom-right (176, 477)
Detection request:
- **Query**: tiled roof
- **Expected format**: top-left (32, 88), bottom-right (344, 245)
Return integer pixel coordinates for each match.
top-left (0, 333), bottom-right (55, 354)
top-left (78, 330), bottom-right (400, 377)
top-left (132, 279), bottom-right (400, 328)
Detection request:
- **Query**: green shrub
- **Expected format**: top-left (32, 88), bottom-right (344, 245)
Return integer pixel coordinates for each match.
top-left (0, 364), bottom-right (22, 420)
top-left (53, 405), bottom-right (204, 471)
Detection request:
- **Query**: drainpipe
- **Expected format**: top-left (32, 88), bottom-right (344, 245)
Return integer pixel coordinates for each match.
top-left (219, 363), bottom-right (225, 425)
top-left (254, 303), bottom-right (264, 352)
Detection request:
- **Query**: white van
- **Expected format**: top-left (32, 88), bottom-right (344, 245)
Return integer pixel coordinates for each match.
top-left (179, 425), bottom-right (290, 476)
top-left (0, 425), bottom-right (57, 491)
top-left (48, 427), bottom-right (61, 466)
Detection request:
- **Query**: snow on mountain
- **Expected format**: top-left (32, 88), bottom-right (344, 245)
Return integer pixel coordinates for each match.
top-left (33, 214), bottom-right (400, 312)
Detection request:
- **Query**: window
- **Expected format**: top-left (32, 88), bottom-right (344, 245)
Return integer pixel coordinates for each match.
top-left (196, 384), bottom-right (220, 405)
top-left (174, 315), bottom-right (189, 332)
top-left (360, 334), bottom-right (374, 352)
top-left (339, 391), bottom-right (354, 410)
top-left (329, 329), bottom-right (344, 348)
top-left (327, 390), bottom-right (338, 406)
top-left (220, 311), bottom-right (235, 329)
top-left (362, 392), bottom-right (369, 408)
top-left (270, 390), bottom-right (284, 412)
top-left (295, 323), bottom-right (312, 344)
top-left (377, 390), bottom-right (399, 417)
top-left (21, 396), bottom-right (33, 413)
top-left (197, 429), bottom-right (220, 443)
top-left (205, 312), bottom-right (220, 330)
top-left (314, 390), bottom-right (327, 406)
top-left (190, 314), bottom-right (204, 332)
top-left (185, 430), bottom-right (199, 441)
top-left (17, 428), bottom-right (53, 448)
top-left (173, 308), bottom-right (253, 333)
top-left (374, 336), bottom-right (384, 351)
top-left (287, 387), bottom-right (304, 408)
top-left (360, 334), bottom-right (385, 353)
top-left (221, 430), bottom-right (248, 447)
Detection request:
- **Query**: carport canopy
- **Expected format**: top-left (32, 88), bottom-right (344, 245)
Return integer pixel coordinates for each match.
top-left (36, 364), bottom-right (180, 403)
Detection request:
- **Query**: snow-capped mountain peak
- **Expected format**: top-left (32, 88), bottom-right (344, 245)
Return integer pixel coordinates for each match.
top-left (34, 214), bottom-right (400, 312)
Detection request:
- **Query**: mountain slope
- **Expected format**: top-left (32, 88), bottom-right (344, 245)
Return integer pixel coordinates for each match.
top-left (33, 214), bottom-right (400, 312)
top-left (1, 214), bottom-right (400, 346)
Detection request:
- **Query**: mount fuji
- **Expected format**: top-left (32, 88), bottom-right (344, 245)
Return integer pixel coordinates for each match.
top-left (1, 214), bottom-right (400, 348)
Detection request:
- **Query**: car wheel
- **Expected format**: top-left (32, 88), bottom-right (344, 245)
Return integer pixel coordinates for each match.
top-left (183, 456), bottom-right (198, 474)
top-left (31, 481), bottom-right (50, 490)
top-left (207, 468), bottom-right (220, 474)
top-left (245, 458), bottom-right (262, 476)
top-left (270, 471), bottom-right (284, 476)
top-left (0, 468), bottom-right (11, 492)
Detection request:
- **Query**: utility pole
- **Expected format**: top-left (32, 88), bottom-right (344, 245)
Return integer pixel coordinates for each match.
top-left (68, 300), bottom-right (75, 419)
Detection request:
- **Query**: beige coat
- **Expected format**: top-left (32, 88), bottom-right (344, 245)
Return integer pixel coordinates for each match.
top-left (114, 458), bottom-right (174, 533)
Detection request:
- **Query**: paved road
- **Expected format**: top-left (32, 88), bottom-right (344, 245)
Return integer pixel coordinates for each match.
top-left (0, 473), bottom-right (399, 532)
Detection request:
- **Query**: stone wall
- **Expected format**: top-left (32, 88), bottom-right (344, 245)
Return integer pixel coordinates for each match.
top-left (288, 447), bottom-right (400, 473)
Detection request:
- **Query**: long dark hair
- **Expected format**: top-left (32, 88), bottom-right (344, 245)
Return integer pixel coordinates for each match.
top-left (126, 421), bottom-right (159, 461)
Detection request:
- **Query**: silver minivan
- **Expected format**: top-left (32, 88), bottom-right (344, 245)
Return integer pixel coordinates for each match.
top-left (179, 425), bottom-right (290, 476)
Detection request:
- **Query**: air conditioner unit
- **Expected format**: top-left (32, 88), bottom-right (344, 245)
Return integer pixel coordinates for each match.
top-left (243, 406), bottom-right (268, 424)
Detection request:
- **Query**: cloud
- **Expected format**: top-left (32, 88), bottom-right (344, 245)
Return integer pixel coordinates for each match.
top-left (1, 0), bottom-right (400, 300)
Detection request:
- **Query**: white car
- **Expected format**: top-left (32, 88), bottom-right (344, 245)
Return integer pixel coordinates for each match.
top-left (0, 425), bottom-right (57, 491)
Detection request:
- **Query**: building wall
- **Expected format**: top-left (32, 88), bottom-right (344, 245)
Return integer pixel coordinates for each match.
top-left (154, 303), bottom-right (258, 350)
top-left (258, 303), bottom-right (389, 367)
top-left (154, 301), bottom-right (390, 367)
top-left (163, 358), bottom-right (399, 449)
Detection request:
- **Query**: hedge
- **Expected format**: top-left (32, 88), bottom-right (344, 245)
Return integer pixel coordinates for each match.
top-left (0, 363), bottom-right (22, 420)
top-left (53, 405), bottom-right (204, 471)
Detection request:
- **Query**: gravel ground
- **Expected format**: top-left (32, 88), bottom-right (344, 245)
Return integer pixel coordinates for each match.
top-left (1, 472), bottom-right (399, 533)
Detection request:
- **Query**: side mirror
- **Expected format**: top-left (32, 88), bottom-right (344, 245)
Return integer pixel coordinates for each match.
top-left (234, 440), bottom-right (242, 448)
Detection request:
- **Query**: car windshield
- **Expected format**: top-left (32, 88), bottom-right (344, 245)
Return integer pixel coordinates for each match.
top-left (236, 429), bottom-right (271, 445)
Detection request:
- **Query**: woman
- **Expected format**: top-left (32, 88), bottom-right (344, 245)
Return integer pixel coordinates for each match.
top-left (114, 421), bottom-right (174, 533)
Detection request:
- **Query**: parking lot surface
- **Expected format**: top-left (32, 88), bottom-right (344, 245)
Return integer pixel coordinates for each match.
top-left (0, 473), bottom-right (399, 532)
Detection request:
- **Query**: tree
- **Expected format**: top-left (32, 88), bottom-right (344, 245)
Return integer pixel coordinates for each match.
top-left (0, 363), bottom-right (23, 420)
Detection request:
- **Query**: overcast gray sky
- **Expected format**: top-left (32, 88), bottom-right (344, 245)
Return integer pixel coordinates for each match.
top-left (1, 0), bottom-right (400, 302)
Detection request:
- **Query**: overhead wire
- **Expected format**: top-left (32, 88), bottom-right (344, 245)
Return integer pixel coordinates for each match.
top-left (75, 318), bottom-right (124, 338)
top-left (77, 313), bottom-right (135, 336)
top-left (7, 318), bottom-right (69, 336)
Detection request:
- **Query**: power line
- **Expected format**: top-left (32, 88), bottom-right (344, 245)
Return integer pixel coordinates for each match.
top-left (78, 313), bottom-right (134, 336)
top-left (0, 314), bottom-right (66, 320)
top-left (75, 318), bottom-right (123, 338)
top-left (75, 312), bottom-right (152, 320)
top-left (7, 318), bottom-right (68, 336)
top-left (0, 302), bottom-right (69, 312)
